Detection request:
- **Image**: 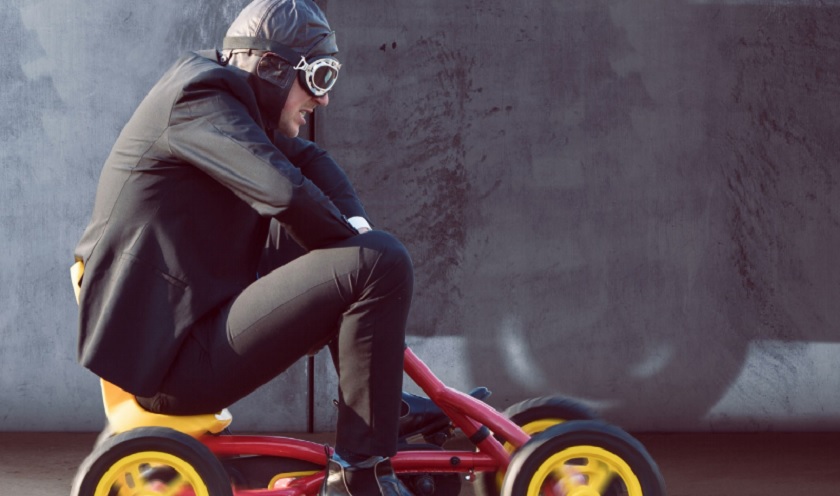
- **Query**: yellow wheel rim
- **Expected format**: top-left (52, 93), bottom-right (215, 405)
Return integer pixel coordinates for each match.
top-left (268, 470), bottom-right (319, 489)
top-left (495, 419), bottom-right (565, 490)
top-left (503, 419), bottom-right (565, 453)
top-left (95, 451), bottom-right (210, 496)
top-left (525, 445), bottom-right (643, 496)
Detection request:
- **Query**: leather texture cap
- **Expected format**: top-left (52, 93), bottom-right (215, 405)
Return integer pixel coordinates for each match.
top-left (224, 0), bottom-right (338, 59)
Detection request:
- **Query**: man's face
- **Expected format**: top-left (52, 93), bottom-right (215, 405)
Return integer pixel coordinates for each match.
top-left (276, 78), bottom-right (329, 138)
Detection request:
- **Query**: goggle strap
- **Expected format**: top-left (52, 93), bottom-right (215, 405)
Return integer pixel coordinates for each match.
top-left (222, 36), bottom-right (301, 64)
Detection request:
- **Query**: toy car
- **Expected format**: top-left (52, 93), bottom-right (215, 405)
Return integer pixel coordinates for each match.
top-left (71, 346), bottom-right (666, 495)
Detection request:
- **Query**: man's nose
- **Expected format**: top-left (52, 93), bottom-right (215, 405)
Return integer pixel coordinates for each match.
top-left (314, 93), bottom-right (329, 107)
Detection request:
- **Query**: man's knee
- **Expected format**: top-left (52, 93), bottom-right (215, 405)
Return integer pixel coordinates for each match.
top-left (361, 231), bottom-right (413, 281)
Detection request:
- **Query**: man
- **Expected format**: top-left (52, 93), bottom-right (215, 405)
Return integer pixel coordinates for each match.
top-left (73, 0), bottom-right (415, 494)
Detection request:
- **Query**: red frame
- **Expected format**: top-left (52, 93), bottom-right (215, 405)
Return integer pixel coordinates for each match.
top-left (201, 347), bottom-right (532, 496)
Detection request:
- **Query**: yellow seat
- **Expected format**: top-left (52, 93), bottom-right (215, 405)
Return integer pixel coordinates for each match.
top-left (72, 261), bottom-right (233, 438)
top-left (100, 379), bottom-right (232, 437)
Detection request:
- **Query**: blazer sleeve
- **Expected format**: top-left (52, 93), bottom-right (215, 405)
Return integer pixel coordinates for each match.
top-left (273, 134), bottom-right (369, 221)
top-left (259, 137), bottom-right (371, 273)
top-left (164, 81), bottom-right (358, 250)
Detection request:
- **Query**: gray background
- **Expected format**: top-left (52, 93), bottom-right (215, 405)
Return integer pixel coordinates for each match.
top-left (2, 0), bottom-right (838, 432)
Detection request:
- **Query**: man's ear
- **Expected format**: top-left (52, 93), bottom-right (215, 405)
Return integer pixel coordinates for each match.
top-left (257, 52), bottom-right (295, 88)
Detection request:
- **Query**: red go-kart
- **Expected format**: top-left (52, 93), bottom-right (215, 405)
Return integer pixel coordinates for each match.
top-left (70, 347), bottom-right (665, 496)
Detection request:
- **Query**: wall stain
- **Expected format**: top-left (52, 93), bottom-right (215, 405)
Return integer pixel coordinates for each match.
top-left (721, 5), bottom-right (840, 340)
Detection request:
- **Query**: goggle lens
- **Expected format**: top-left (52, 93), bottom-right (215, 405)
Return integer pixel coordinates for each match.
top-left (314, 66), bottom-right (336, 88)
top-left (295, 56), bottom-right (341, 97)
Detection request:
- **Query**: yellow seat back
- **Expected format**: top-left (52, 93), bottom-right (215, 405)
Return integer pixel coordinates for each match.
top-left (71, 260), bottom-right (84, 305)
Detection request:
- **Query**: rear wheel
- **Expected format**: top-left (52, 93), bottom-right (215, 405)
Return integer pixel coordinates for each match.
top-left (475, 396), bottom-right (597, 496)
top-left (501, 420), bottom-right (665, 496)
top-left (72, 427), bottom-right (232, 496)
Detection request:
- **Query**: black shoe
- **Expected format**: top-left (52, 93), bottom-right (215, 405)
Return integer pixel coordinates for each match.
top-left (398, 388), bottom-right (492, 441)
top-left (398, 392), bottom-right (447, 440)
top-left (320, 454), bottom-right (414, 496)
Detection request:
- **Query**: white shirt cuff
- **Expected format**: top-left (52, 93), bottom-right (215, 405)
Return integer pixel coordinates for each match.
top-left (347, 216), bottom-right (372, 231)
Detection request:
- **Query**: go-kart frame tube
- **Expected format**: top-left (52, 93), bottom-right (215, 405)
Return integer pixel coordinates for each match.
top-left (201, 347), bottom-right (534, 495)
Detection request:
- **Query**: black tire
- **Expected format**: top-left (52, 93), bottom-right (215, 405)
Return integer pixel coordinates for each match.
top-left (505, 397), bottom-right (599, 428)
top-left (71, 427), bottom-right (233, 496)
top-left (474, 396), bottom-right (598, 496)
top-left (501, 420), bottom-right (665, 496)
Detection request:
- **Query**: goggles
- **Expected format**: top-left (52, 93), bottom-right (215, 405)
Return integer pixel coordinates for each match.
top-left (294, 56), bottom-right (341, 97)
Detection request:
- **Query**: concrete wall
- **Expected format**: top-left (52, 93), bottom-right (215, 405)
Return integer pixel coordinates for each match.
top-left (1, 0), bottom-right (838, 431)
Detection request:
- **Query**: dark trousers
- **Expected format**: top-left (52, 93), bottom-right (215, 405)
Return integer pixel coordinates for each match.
top-left (137, 231), bottom-right (413, 457)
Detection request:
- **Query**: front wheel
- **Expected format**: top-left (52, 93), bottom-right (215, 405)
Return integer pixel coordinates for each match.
top-left (72, 427), bottom-right (233, 496)
top-left (501, 420), bottom-right (665, 496)
top-left (475, 396), bottom-right (598, 496)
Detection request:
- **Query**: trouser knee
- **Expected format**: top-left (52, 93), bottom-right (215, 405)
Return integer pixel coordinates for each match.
top-left (363, 231), bottom-right (414, 285)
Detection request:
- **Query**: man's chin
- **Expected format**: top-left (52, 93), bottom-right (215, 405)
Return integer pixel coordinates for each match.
top-left (277, 123), bottom-right (300, 139)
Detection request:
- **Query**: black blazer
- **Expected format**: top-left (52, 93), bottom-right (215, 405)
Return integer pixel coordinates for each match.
top-left (74, 51), bottom-right (363, 396)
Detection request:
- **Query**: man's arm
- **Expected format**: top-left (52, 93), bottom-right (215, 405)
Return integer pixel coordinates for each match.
top-left (257, 135), bottom-right (371, 274)
top-left (272, 134), bottom-right (372, 231)
top-left (165, 80), bottom-right (358, 250)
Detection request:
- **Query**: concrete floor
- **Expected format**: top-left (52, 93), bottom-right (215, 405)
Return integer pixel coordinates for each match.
top-left (1, 431), bottom-right (839, 495)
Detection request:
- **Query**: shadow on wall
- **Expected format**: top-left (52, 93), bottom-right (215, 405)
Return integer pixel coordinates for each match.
top-left (329, 1), bottom-right (840, 430)
top-left (458, 1), bottom-right (840, 431)
top-left (7, 0), bottom-right (837, 431)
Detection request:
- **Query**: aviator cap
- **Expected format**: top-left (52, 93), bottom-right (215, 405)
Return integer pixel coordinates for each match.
top-left (223, 0), bottom-right (338, 129)
top-left (223, 0), bottom-right (338, 59)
